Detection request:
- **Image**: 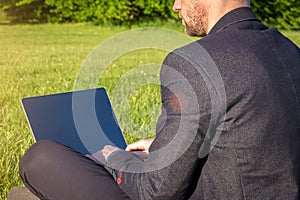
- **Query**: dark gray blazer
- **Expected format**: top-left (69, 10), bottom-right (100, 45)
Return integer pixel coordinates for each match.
top-left (106, 7), bottom-right (300, 200)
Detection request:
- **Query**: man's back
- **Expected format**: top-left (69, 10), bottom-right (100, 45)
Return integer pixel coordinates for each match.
top-left (188, 7), bottom-right (300, 199)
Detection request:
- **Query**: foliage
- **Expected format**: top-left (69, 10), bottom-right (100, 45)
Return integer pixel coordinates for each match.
top-left (0, 0), bottom-right (299, 28)
top-left (45, 0), bottom-right (94, 22)
top-left (0, 0), bottom-right (50, 23)
top-left (251, 0), bottom-right (300, 29)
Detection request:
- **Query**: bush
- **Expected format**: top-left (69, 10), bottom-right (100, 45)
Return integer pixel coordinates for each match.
top-left (251, 0), bottom-right (300, 29)
top-left (44, 0), bottom-right (177, 25)
top-left (92, 0), bottom-right (133, 24)
top-left (0, 0), bottom-right (299, 29)
top-left (45, 0), bottom-right (95, 23)
top-left (0, 0), bottom-right (50, 23)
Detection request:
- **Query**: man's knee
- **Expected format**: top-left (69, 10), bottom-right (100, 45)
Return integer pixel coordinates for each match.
top-left (19, 140), bottom-right (61, 179)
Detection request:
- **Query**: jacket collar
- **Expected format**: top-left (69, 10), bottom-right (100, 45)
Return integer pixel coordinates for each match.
top-left (208, 7), bottom-right (260, 35)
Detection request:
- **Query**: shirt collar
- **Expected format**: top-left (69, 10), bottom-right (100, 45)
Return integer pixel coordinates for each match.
top-left (208, 7), bottom-right (260, 35)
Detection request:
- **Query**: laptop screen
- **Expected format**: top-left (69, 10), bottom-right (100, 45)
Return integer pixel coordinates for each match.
top-left (22, 88), bottom-right (127, 155)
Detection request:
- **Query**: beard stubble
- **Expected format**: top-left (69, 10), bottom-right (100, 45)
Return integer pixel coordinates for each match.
top-left (184, 1), bottom-right (208, 37)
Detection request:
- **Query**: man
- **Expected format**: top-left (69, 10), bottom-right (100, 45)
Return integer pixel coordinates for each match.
top-left (19, 0), bottom-right (300, 199)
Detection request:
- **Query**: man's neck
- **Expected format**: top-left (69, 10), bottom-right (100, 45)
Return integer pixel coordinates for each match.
top-left (206, 1), bottom-right (250, 34)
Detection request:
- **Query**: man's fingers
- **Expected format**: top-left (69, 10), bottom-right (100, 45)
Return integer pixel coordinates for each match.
top-left (85, 145), bottom-right (120, 165)
top-left (126, 138), bottom-right (154, 151)
top-left (126, 142), bottom-right (145, 151)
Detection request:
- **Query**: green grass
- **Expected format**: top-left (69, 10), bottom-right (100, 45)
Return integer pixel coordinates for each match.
top-left (0, 23), bottom-right (299, 199)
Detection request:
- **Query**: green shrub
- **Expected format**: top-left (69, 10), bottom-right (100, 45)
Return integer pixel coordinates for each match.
top-left (43, 0), bottom-right (177, 25)
top-left (93, 0), bottom-right (133, 24)
top-left (0, 0), bottom-right (299, 29)
top-left (45, 0), bottom-right (95, 22)
top-left (251, 0), bottom-right (300, 29)
top-left (0, 0), bottom-right (49, 23)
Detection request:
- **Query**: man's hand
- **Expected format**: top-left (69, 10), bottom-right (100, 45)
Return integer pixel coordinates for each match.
top-left (86, 139), bottom-right (154, 164)
top-left (126, 138), bottom-right (154, 159)
top-left (85, 145), bottom-right (120, 165)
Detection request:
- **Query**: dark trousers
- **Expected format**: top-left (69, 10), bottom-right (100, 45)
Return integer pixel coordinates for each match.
top-left (19, 140), bottom-right (130, 200)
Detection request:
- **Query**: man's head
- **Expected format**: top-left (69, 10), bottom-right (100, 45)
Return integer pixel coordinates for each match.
top-left (173, 0), bottom-right (250, 37)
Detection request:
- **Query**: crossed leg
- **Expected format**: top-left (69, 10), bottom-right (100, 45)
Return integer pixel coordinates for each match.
top-left (19, 140), bottom-right (130, 200)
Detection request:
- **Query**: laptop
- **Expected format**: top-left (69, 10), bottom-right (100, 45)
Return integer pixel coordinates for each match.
top-left (21, 88), bottom-right (127, 155)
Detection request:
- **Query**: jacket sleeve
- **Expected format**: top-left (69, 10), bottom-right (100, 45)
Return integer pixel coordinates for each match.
top-left (105, 49), bottom-right (213, 200)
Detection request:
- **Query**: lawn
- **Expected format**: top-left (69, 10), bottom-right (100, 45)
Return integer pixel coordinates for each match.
top-left (0, 23), bottom-right (299, 199)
